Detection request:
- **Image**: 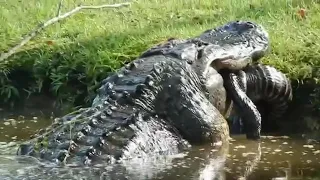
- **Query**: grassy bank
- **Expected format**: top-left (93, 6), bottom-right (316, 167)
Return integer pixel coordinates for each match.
top-left (1, 0), bottom-right (320, 108)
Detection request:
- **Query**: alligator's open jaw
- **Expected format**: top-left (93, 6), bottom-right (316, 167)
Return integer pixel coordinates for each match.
top-left (212, 57), bottom-right (253, 71)
top-left (198, 20), bottom-right (270, 72)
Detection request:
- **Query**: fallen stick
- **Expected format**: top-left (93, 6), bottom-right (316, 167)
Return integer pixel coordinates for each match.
top-left (0, 2), bottom-right (131, 62)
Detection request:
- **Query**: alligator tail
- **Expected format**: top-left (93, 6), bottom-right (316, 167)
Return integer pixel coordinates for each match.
top-left (224, 71), bottom-right (262, 140)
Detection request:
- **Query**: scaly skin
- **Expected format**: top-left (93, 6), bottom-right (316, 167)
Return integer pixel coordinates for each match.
top-left (14, 20), bottom-right (270, 167)
top-left (196, 20), bottom-right (269, 68)
top-left (224, 64), bottom-right (293, 138)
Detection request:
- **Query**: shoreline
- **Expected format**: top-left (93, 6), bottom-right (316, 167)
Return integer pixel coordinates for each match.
top-left (1, 0), bottom-right (320, 138)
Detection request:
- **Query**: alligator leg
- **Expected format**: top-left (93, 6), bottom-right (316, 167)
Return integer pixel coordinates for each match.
top-left (135, 59), bottom-right (230, 145)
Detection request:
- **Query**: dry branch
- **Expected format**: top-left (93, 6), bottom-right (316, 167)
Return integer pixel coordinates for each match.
top-left (0, 2), bottom-right (131, 62)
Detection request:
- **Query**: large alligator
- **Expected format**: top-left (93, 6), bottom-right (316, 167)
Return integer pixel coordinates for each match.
top-left (13, 21), bottom-right (272, 168)
top-left (0, 63), bottom-right (289, 180)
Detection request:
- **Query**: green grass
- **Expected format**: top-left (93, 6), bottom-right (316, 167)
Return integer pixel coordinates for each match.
top-left (1, 0), bottom-right (320, 107)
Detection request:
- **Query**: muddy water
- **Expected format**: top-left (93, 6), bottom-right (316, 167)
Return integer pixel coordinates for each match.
top-left (0, 109), bottom-right (55, 142)
top-left (0, 114), bottom-right (320, 180)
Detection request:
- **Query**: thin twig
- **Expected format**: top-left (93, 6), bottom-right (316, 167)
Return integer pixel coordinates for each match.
top-left (56, 0), bottom-right (64, 17)
top-left (0, 2), bottom-right (131, 62)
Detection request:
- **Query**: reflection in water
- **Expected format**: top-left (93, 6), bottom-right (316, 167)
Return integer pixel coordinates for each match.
top-left (198, 154), bottom-right (227, 180)
top-left (237, 142), bottom-right (261, 179)
top-left (0, 111), bottom-right (53, 142)
top-left (226, 136), bottom-right (320, 180)
top-left (0, 116), bottom-right (320, 179)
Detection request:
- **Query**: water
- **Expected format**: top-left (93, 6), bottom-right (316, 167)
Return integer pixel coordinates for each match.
top-left (0, 113), bottom-right (320, 180)
top-left (0, 108), bottom-right (55, 142)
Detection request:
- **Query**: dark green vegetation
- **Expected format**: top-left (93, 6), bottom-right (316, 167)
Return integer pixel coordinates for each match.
top-left (1, 0), bottom-right (320, 110)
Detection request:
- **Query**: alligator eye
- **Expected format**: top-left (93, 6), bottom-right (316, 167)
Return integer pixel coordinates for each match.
top-left (245, 22), bottom-right (255, 29)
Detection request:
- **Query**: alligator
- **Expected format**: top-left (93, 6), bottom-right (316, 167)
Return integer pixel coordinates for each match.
top-left (224, 64), bottom-right (293, 138)
top-left (12, 20), bottom-right (271, 169)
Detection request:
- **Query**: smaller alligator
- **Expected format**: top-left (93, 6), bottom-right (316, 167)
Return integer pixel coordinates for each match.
top-left (223, 64), bottom-right (293, 139)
